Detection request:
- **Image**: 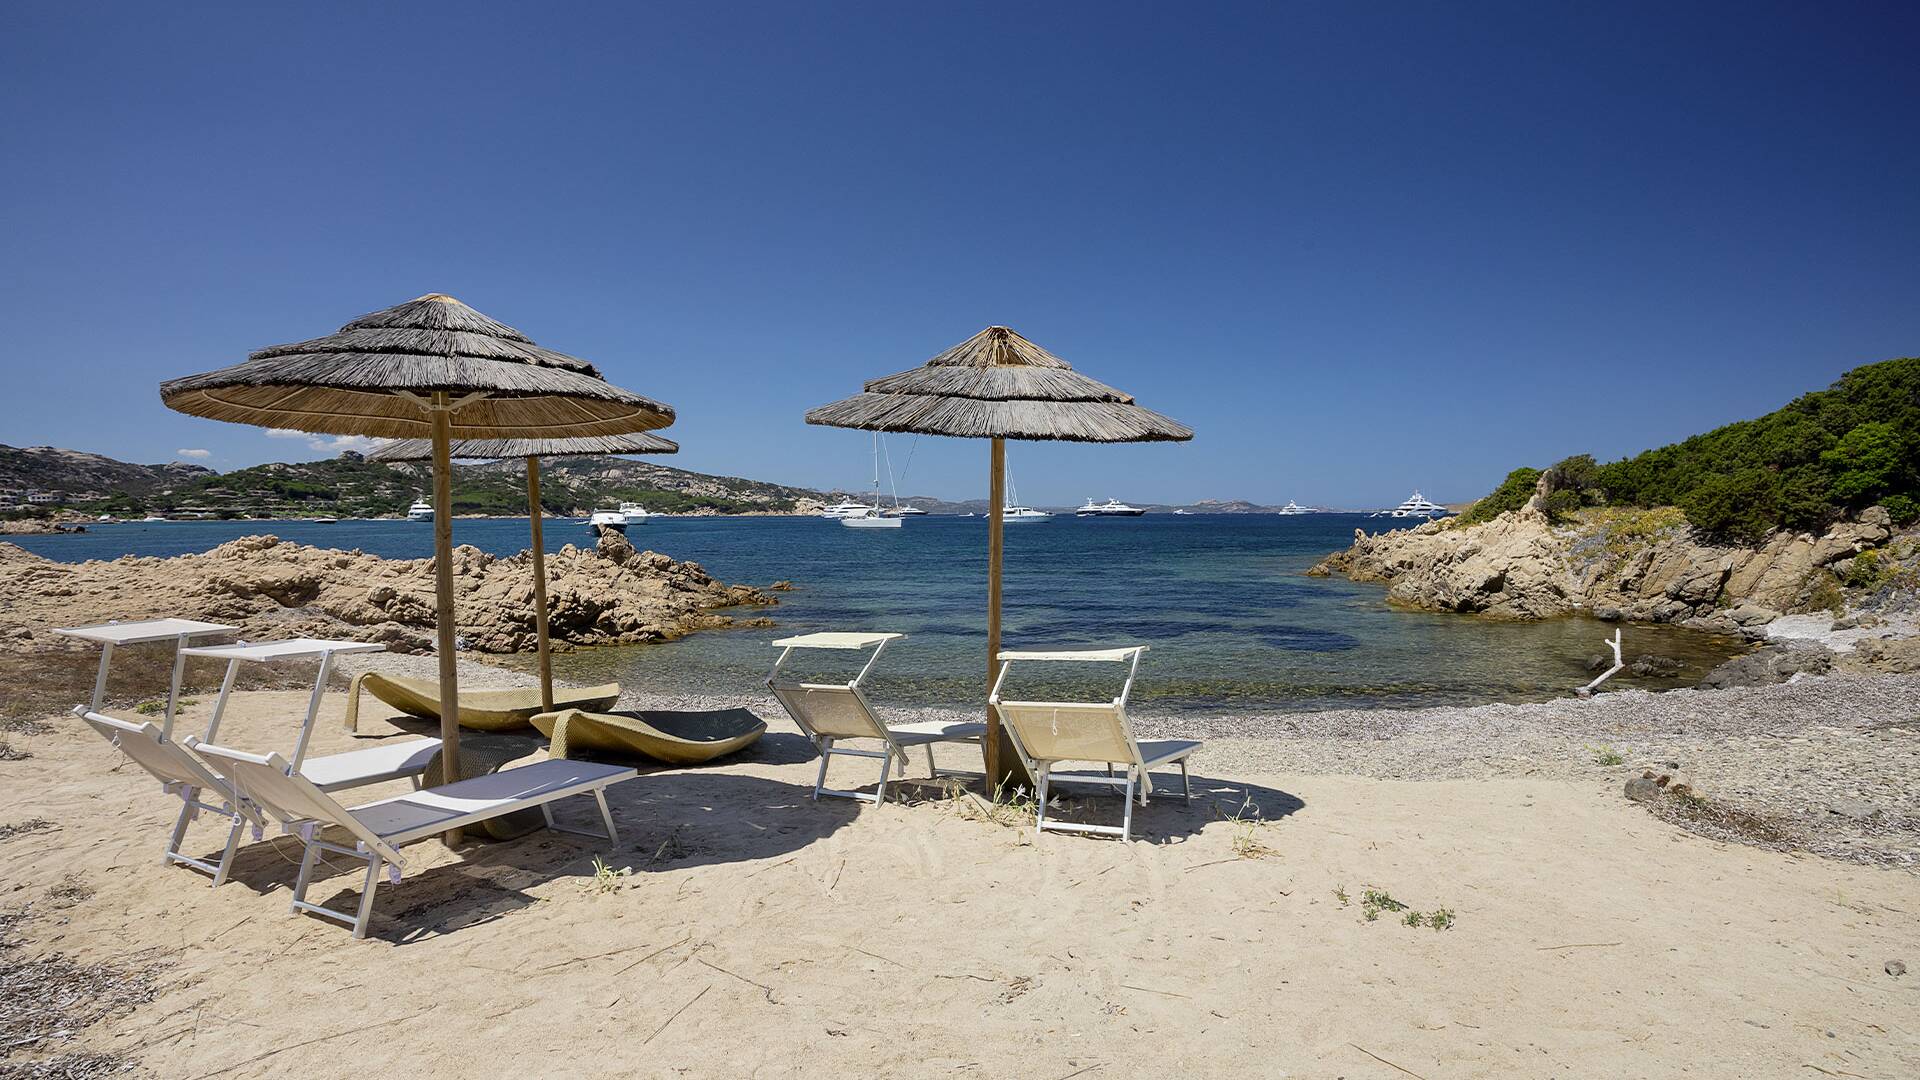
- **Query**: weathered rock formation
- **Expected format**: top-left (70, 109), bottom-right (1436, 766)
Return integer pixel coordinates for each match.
top-left (0, 532), bottom-right (775, 654)
top-left (1308, 506), bottom-right (1897, 632)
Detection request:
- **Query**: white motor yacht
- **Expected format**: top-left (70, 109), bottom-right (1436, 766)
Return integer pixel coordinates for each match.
top-left (588, 508), bottom-right (628, 532)
top-left (405, 497), bottom-right (433, 522)
top-left (1075, 497), bottom-right (1146, 517)
top-left (819, 499), bottom-right (871, 519)
top-left (1276, 500), bottom-right (1317, 515)
top-left (618, 501), bottom-right (651, 524)
top-left (1381, 490), bottom-right (1449, 518)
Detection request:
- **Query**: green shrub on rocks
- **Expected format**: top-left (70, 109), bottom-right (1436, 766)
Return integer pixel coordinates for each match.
top-left (1468, 356), bottom-right (1920, 540)
top-left (1461, 467), bottom-right (1541, 525)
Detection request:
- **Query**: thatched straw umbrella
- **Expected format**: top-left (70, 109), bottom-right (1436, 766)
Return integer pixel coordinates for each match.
top-left (806, 326), bottom-right (1191, 785)
top-left (367, 432), bottom-right (680, 710)
top-left (162, 295), bottom-right (673, 809)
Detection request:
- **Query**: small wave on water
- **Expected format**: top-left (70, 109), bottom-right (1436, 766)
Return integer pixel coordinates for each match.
top-left (14, 513), bottom-right (1748, 715)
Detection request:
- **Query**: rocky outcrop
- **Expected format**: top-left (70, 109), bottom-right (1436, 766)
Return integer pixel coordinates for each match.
top-left (1308, 506), bottom-right (1899, 628)
top-left (1698, 642), bottom-right (1835, 689)
top-left (0, 533), bottom-right (776, 655)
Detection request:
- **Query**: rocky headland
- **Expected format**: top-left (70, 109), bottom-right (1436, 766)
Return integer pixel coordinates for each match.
top-left (1309, 504), bottom-right (1920, 685)
top-left (0, 530), bottom-right (775, 655)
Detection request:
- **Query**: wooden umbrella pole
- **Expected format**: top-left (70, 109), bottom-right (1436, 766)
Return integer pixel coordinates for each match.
top-left (430, 394), bottom-right (462, 844)
top-left (526, 456), bottom-right (554, 712)
top-left (985, 438), bottom-right (1008, 789)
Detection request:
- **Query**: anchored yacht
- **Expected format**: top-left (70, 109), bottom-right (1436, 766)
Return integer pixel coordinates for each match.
top-left (837, 433), bottom-right (907, 528)
top-left (840, 506), bottom-right (903, 529)
top-left (1276, 500), bottom-right (1317, 515)
top-left (819, 499), bottom-right (871, 519)
top-left (619, 501), bottom-right (651, 524)
top-left (588, 507), bottom-right (628, 532)
top-left (1379, 490), bottom-right (1450, 518)
top-left (405, 497), bottom-right (433, 522)
top-left (1075, 498), bottom-right (1146, 517)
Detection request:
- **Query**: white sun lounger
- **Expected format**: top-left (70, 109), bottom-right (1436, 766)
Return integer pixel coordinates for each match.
top-left (989, 646), bottom-right (1200, 841)
top-left (74, 709), bottom-right (267, 887)
top-left (190, 740), bottom-right (635, 938)
top-left (75, 706), bottom-right (444, 884)
top-left (768, 632), bottom-right (984, 805)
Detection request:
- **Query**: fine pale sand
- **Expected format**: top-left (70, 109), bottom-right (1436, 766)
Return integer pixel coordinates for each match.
top-left (8, 690), bottom-right (1918, 1079)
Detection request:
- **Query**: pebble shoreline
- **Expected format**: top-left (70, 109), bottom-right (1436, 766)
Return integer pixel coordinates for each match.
top-left (336, 654), bottom-right (1920, 869)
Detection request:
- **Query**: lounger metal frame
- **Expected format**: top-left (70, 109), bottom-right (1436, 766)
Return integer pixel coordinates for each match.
top-left (191, 740), bottom-right (633, 938)
top-left (767, 632), bottom-right (983, 805)
top-left (74, 708), bottom-right (267, 887)
top-left (989, 646), bottom-right (1199, 842)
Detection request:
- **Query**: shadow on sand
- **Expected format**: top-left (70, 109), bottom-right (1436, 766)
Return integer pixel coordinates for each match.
top-left (850, 767), bottom-right (1304, 845)
top-left (211, 770), bottom-right (857, 944)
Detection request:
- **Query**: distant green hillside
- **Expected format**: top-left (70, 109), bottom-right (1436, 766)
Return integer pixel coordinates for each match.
top-left (1467, 356), bottom-right (1920, 540)
top-left (6, 448), bottom-right (836, 518)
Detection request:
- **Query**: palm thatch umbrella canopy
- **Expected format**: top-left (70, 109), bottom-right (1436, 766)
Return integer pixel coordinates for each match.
top-left (806, 325), bottom-right (1191, 785)
top-left (163, 295), bottom-right (674, 813)
top-left (367, 432), bottom-right (680, 711)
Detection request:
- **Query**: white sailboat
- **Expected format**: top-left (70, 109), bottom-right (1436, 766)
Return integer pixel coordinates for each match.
top-left (1000, 467), bottom-right (1052, 522)
top-left (840, 433), bottom-right (904, 529)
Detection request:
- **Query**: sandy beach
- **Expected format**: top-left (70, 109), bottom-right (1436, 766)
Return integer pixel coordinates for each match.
top-left (6, 669), bottom-right (1917, 1079)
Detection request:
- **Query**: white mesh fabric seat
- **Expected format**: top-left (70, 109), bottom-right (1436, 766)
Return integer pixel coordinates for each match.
top-left (190, 739), bottom-right (635, 938)
top-left (989, 646), bottom-right (1200, 841)
top-left (767, 632), bottom-right (983, 805)
top-left (75, 708), bottom-right (268, 887)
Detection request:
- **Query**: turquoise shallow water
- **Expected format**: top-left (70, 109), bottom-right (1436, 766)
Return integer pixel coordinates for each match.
top-left (12, 514), bottom-right (1745, 713)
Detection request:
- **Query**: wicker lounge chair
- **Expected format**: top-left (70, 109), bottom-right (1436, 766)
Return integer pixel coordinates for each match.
top-left (343, 672), bottom-right (620, 733)
top-left (531, 707), bottom-right (766, 765)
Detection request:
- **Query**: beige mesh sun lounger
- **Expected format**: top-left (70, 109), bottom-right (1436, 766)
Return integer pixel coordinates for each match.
top-left (768, 632), bottom-right (984, 805)
top-left (989, 646), bottom-right (1200, 842)
top-left (191, 740), bottom-right (635, 938)
top-left (74, 709), bottom-right (268, 887)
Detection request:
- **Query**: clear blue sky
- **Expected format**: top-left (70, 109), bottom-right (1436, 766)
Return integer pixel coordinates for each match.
top-left (3, 2), bottom-right (1916, 508)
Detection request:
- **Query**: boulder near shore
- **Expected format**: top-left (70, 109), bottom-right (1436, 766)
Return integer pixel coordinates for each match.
top-left (0, 530), bottom-right (775, 654)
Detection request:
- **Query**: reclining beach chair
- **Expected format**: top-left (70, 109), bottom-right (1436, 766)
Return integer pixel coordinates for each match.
top-left (767, 632), bottom-right (983, 805)
top-left (190, 739), bottom-right (635, 939)
top-left (75, 709), bottom-right (269, 887)
top-left (74, 705), bottom-right (444, 885)
top-left (988, 646), bottom-right (1200, 842)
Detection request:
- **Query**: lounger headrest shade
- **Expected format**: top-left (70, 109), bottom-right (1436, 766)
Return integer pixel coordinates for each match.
top-left (770, 685), bottom-right (885, 741)
top-left (997, 647), bottom-right (1146, 662)
top-left (771, 632), bottom-right (905, 650)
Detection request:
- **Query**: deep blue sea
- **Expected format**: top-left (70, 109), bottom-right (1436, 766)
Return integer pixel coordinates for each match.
top-left (11, 514), bottom-right (1745, 714)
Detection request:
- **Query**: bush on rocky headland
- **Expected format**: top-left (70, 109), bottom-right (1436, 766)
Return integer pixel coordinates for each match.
top-left (1464, 357), bottom-right (1920, 541)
